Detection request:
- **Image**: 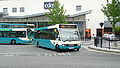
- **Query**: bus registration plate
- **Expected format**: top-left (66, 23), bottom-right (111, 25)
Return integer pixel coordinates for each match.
top-left (69, 47), bottom-right (74, 49)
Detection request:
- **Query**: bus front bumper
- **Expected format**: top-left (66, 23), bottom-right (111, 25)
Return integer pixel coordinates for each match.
top-left (59, 45), bottom-right (81, 50)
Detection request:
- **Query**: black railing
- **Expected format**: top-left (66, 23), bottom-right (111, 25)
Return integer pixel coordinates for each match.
top-left (94, 37), bottom-right (120, 49)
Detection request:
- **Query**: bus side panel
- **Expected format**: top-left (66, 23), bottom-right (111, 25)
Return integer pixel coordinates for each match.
top-left (18, 38), bottom-right (32, 44)
top-left (0, 37), bottom-right (20, 44)
top-left (35, 39), bottom-right (55, 49)
top-left (39, 39), bottom-right (55, 49)
top-left (0, 37), bottom-right (31, 44)
top-left (0, 37), bottom-right (11, 43)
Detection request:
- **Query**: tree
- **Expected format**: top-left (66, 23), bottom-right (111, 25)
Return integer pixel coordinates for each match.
top-left (45, 0), bottom-right (68, 25)
top-left (101, 0), bottom-right (120, 34)
top-left (115, 26), bottom-right (120, 38)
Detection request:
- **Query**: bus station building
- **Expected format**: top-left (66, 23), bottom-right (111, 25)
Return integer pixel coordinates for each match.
top-left (0, 0), bottom-right (119, 37)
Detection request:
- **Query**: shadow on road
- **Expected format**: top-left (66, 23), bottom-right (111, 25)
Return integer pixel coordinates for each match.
top-left (36, 46), bottom-right (79, 53)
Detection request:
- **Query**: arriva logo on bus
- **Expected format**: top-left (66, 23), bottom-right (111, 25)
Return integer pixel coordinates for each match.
top-left (44, 2), bottom-right (54, 9)
top-left (0, 29), bottom-right (12, 31)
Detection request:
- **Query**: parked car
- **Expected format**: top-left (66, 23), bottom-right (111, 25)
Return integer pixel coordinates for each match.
top-left (109, 34), bottom-right (116, 40)
top-left (103, 34), bottom-right (117, 40)
top-left (103, 34), bottom-right (110, 39)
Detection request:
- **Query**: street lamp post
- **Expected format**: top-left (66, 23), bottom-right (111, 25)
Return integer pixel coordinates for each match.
top-left (99, 22), bottom-right (104, 48)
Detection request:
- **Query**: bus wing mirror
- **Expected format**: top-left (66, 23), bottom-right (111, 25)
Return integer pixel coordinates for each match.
top-left (74, 31), bottom-right (79, 35)
top-left (56, 37), bottom-right (60, 40)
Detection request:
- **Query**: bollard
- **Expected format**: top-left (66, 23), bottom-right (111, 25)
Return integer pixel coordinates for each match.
top-left (94, 37), bottom-right (97, 47)
top-left (94, 37), bottom-right (99, 47)
top-left (100, 37), bottom-right (102, 48)
top-left (108, 38), bottom-right (110, 49)
top-left (94, 37), bottom-right (96, 47)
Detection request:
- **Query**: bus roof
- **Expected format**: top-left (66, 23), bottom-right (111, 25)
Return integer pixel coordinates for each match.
top-left (0, 23), bottom-right (34, 26)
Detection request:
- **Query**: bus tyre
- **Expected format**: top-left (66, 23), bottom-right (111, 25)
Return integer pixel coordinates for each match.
top-left (11, 40), bottom-right (16, 45)
top-left (37, 41), bottom-right (39, 47)
top-left (76, 49), bottom-right (79, 51)
top-left (56, 45), bottom-right (60, 52)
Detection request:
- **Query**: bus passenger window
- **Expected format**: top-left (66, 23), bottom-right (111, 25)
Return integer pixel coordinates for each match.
top-left (0, 32), bottom-right (3, 37)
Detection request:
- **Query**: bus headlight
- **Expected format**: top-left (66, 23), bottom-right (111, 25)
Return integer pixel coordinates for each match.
top-left (77, 44), bottom-right (81, 46)
top-left (62, 45), bottom-right (66, 46)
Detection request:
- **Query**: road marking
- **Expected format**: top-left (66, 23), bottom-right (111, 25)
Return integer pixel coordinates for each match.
top-left (66, 52), bottom-right (71, 55)
top-left (58, 53), bottom-right (65, 56)
top-left (0, 53), bottom-right (5, 55)
top-left (15, 54), bottom-right (18, 56)
top-left (0, 52), bottom-right (72, 57)
top-left (37, 54), bottom-right (40, 56)
top-left (45, 53), bottom-right (52, 56)
top-left (44, 52), bottom-right (72, 56)
top-left (3, 54), bottom-right (14, 56)
top-left (53, 53), bottom-right (57, 56)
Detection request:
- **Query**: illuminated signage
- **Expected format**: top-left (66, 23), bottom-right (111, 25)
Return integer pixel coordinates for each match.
top-left (0, 29), bottom-right (12, 31)
top-left (44, 2), bottom-right (54, 9)
top-left (59, 25), bottom-right (77, 28)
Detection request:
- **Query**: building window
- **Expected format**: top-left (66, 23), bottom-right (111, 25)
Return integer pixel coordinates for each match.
top-left (3, 8), bottom-right (8, 14)
top-left (12, 8), bottom-right (17, 13)
top-left (20, 7), bottom-right (25, 12)
top-left (76, 5), bottom-right (81, 11)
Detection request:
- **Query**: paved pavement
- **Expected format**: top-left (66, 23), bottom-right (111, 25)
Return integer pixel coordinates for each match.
top-left (85, 39), bottom-right (120, 53)
top-left (88, 45), bottom-right (120, 53)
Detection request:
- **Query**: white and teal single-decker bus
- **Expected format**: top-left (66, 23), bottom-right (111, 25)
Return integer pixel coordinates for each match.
top-left (0, 28), bottom-right (33, 44)
top-left (33, 24), bottom-right (81, 51)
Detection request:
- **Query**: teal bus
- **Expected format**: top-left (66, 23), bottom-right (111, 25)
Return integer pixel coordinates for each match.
top-left (0, 28), bottom-right (33, 44)
top-left (33, 24), bottom-right (81, 51)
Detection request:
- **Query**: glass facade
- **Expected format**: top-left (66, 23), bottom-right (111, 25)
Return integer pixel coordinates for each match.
top-left (68, 22), bottom-right (85, 37)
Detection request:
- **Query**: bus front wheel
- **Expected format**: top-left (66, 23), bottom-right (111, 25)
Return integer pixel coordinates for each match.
top-left (55, 45), bottom-right (60, 52)
top-left (76, 49), bottom-right (79, 51)
top-left (11, 40), bottom-right (16, 45)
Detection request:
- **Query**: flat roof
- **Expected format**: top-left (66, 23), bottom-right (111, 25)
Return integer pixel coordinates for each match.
top-left (104, 21), bottom-right (120, 28)
top-left (1, 10), bottom-right (92, 19)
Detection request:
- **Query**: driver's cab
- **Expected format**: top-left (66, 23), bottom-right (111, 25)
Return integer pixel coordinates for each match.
top-left (27, 28), bottom-right (33, 39)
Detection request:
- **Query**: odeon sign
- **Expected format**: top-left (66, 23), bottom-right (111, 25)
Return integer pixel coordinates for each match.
top-left (44, 2), bottom-right (54, 9)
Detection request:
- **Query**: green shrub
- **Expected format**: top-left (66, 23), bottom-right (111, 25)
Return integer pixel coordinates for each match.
top-left (115, 26), bottom-right (120, 38)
